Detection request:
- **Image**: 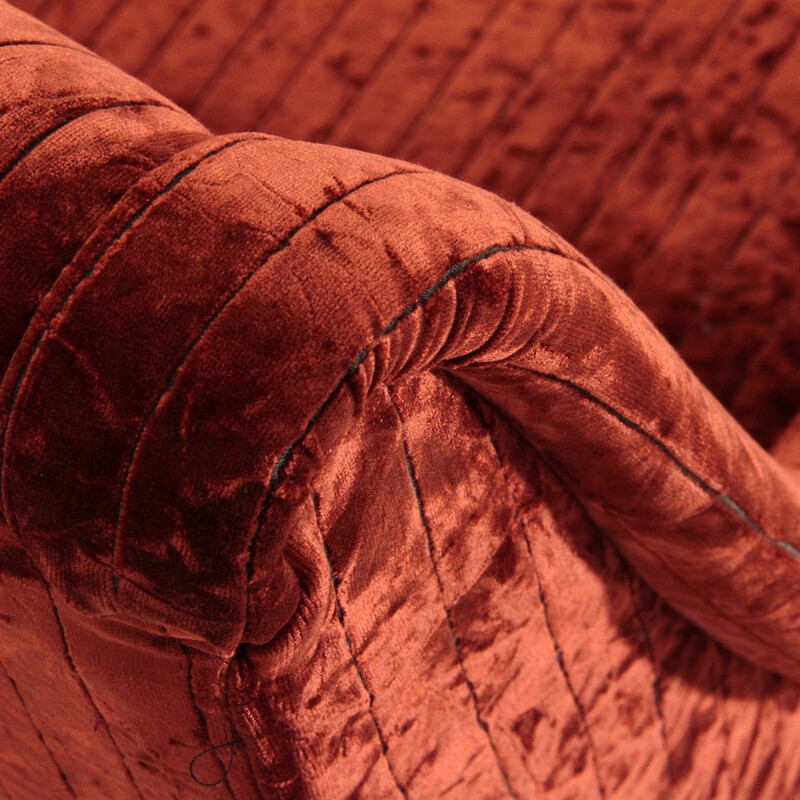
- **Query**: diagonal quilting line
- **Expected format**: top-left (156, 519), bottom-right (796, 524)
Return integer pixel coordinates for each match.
top-left (109, 167), bottom-right (425, 586)
top-left (0, 98), bottom-right (180, 187)
top-left (569, 0), bottom-right (749, 246)
top-left (187, 0), bottom-right (277, 115)
top-left (249, 0), bottom-right (353, 131)
top-left (311, 490), bottom-right (409, 799)
top-left (479, 416), bottom-right (607, 798)
top-left (513, 0), bottom-right (667, 208)
top-left (387, 386), bottom-right (518, 799)
top-left (83, 0), bottom-right (130, 49)
top-left (134, 0), bottom-right (204, 79)
top-left (320, 0), bottom-right (434, 145)
top-left (389, 0), bottom-right (513, 156)
top-left (0, 656), bottom-right (77, 798)
top-left (452, 0), bottom-right (588, 181)
top-left (0, 134), bottom-right (270, 504)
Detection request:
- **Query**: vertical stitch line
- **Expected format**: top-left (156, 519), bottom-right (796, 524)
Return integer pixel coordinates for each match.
top-left (0, 657), bottom-right (77, 798)
top-left (386, 387), bottom-right (518, 799)
top-left (180, 644), bottom-right (239, 797)
top-left (39, 581), bottom-right (145, 799)
top-left (615, 554), bottom-right (673, 793)
top-left (310, 491), bottom-right (409, 799)
top-left (474, 408), bottom-right (606, 798)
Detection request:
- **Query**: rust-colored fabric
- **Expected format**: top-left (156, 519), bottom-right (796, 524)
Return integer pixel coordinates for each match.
top-left (3, 1), bottom-right (800, 798)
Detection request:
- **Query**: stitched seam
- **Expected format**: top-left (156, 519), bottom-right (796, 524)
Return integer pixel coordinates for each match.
top-left (0, 134), bottom-right (268, 508)
top-left (477, 413), bottom-right (606, 798)
top-left (0, 657), bottom-right (77, 798)
top-left (0, 40), bottom-right (95, 56)
top-left (110, 167), bottom-right (424, 590)
top-left (388, 386), bottom-right (518, 799)
top-left (615, 556), bottom-right (672, 793)
top-left (0, 99), bottom-right (178, 187)
top-left (39, 580), bottom-right (145, 798)
top-left (180, 643), bottom-right (239, 796)
top-left (311, 491), bottom-right (408, 799)
top-left (514, 0), bottom-right (665, 208)
top-left (509, 365), bottom-right (800, 559)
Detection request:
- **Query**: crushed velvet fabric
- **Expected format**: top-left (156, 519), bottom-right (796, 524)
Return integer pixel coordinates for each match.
top-left (3, 1), bottom-right (800, 799)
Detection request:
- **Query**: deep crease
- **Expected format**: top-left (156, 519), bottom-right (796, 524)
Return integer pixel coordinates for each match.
top-left (0, 99), bottom-right (178, 187)
top-left (0, 134), bottom-right (269, 511)
top-left (111, 167), bottom-right (424, 591)
top-left (311, 491), bottom-right (409, 799)
top-left (476, 411), bottom-right (606, 798)
top-left (0, 657), bottom-right (77, 798)
top-left (180, 643), bottom-right (239, 796)
top-left (387, 386), bottom-right (519, 799)
top-left (39, 580), bottom-right (145, 799)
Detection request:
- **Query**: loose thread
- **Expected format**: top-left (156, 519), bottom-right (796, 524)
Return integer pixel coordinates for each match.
top-left (190, 738), bottom-right (240, 787)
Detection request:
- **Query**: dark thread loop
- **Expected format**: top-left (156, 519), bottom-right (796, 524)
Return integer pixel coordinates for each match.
top-left (189, 738), bottom-right (240, 787)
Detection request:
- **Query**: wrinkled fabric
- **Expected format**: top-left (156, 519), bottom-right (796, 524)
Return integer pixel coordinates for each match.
top-left (3, 2), bottom-right (800, 799)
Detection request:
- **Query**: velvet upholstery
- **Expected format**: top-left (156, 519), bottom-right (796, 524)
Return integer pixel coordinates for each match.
top-left (4, 1), bottom-right (800, 799)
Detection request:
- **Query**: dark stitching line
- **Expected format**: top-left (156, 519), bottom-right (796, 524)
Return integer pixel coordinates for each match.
top-left (0, 99), bottom-right (176, 187)
top-left (0, 40), bottom-right (94, 55)
top-left (310, 491), bottom-right (409, 799)
top-left (474, 408), bottom-right (606, 798)
top-left (0, 134), bottom-right (266, 504)
top-left (111, 168), bottom-right (423, 590)
top-left (387, 387), bottom-right (518, 799)
top-left (249, 0), bottom-right (353, 131)
top-left (0, 657), bottom-right (77, 798)
top-left (267, 243), bottom-right (565, 492)
top-left (505, 365), bottom-right (800, 559)
top-left (180, 644), bottom-right (239, 796)
top-left (615, 555), bottom-right (672, 792)
top-left (39, 580), bottom-right (145, 799)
